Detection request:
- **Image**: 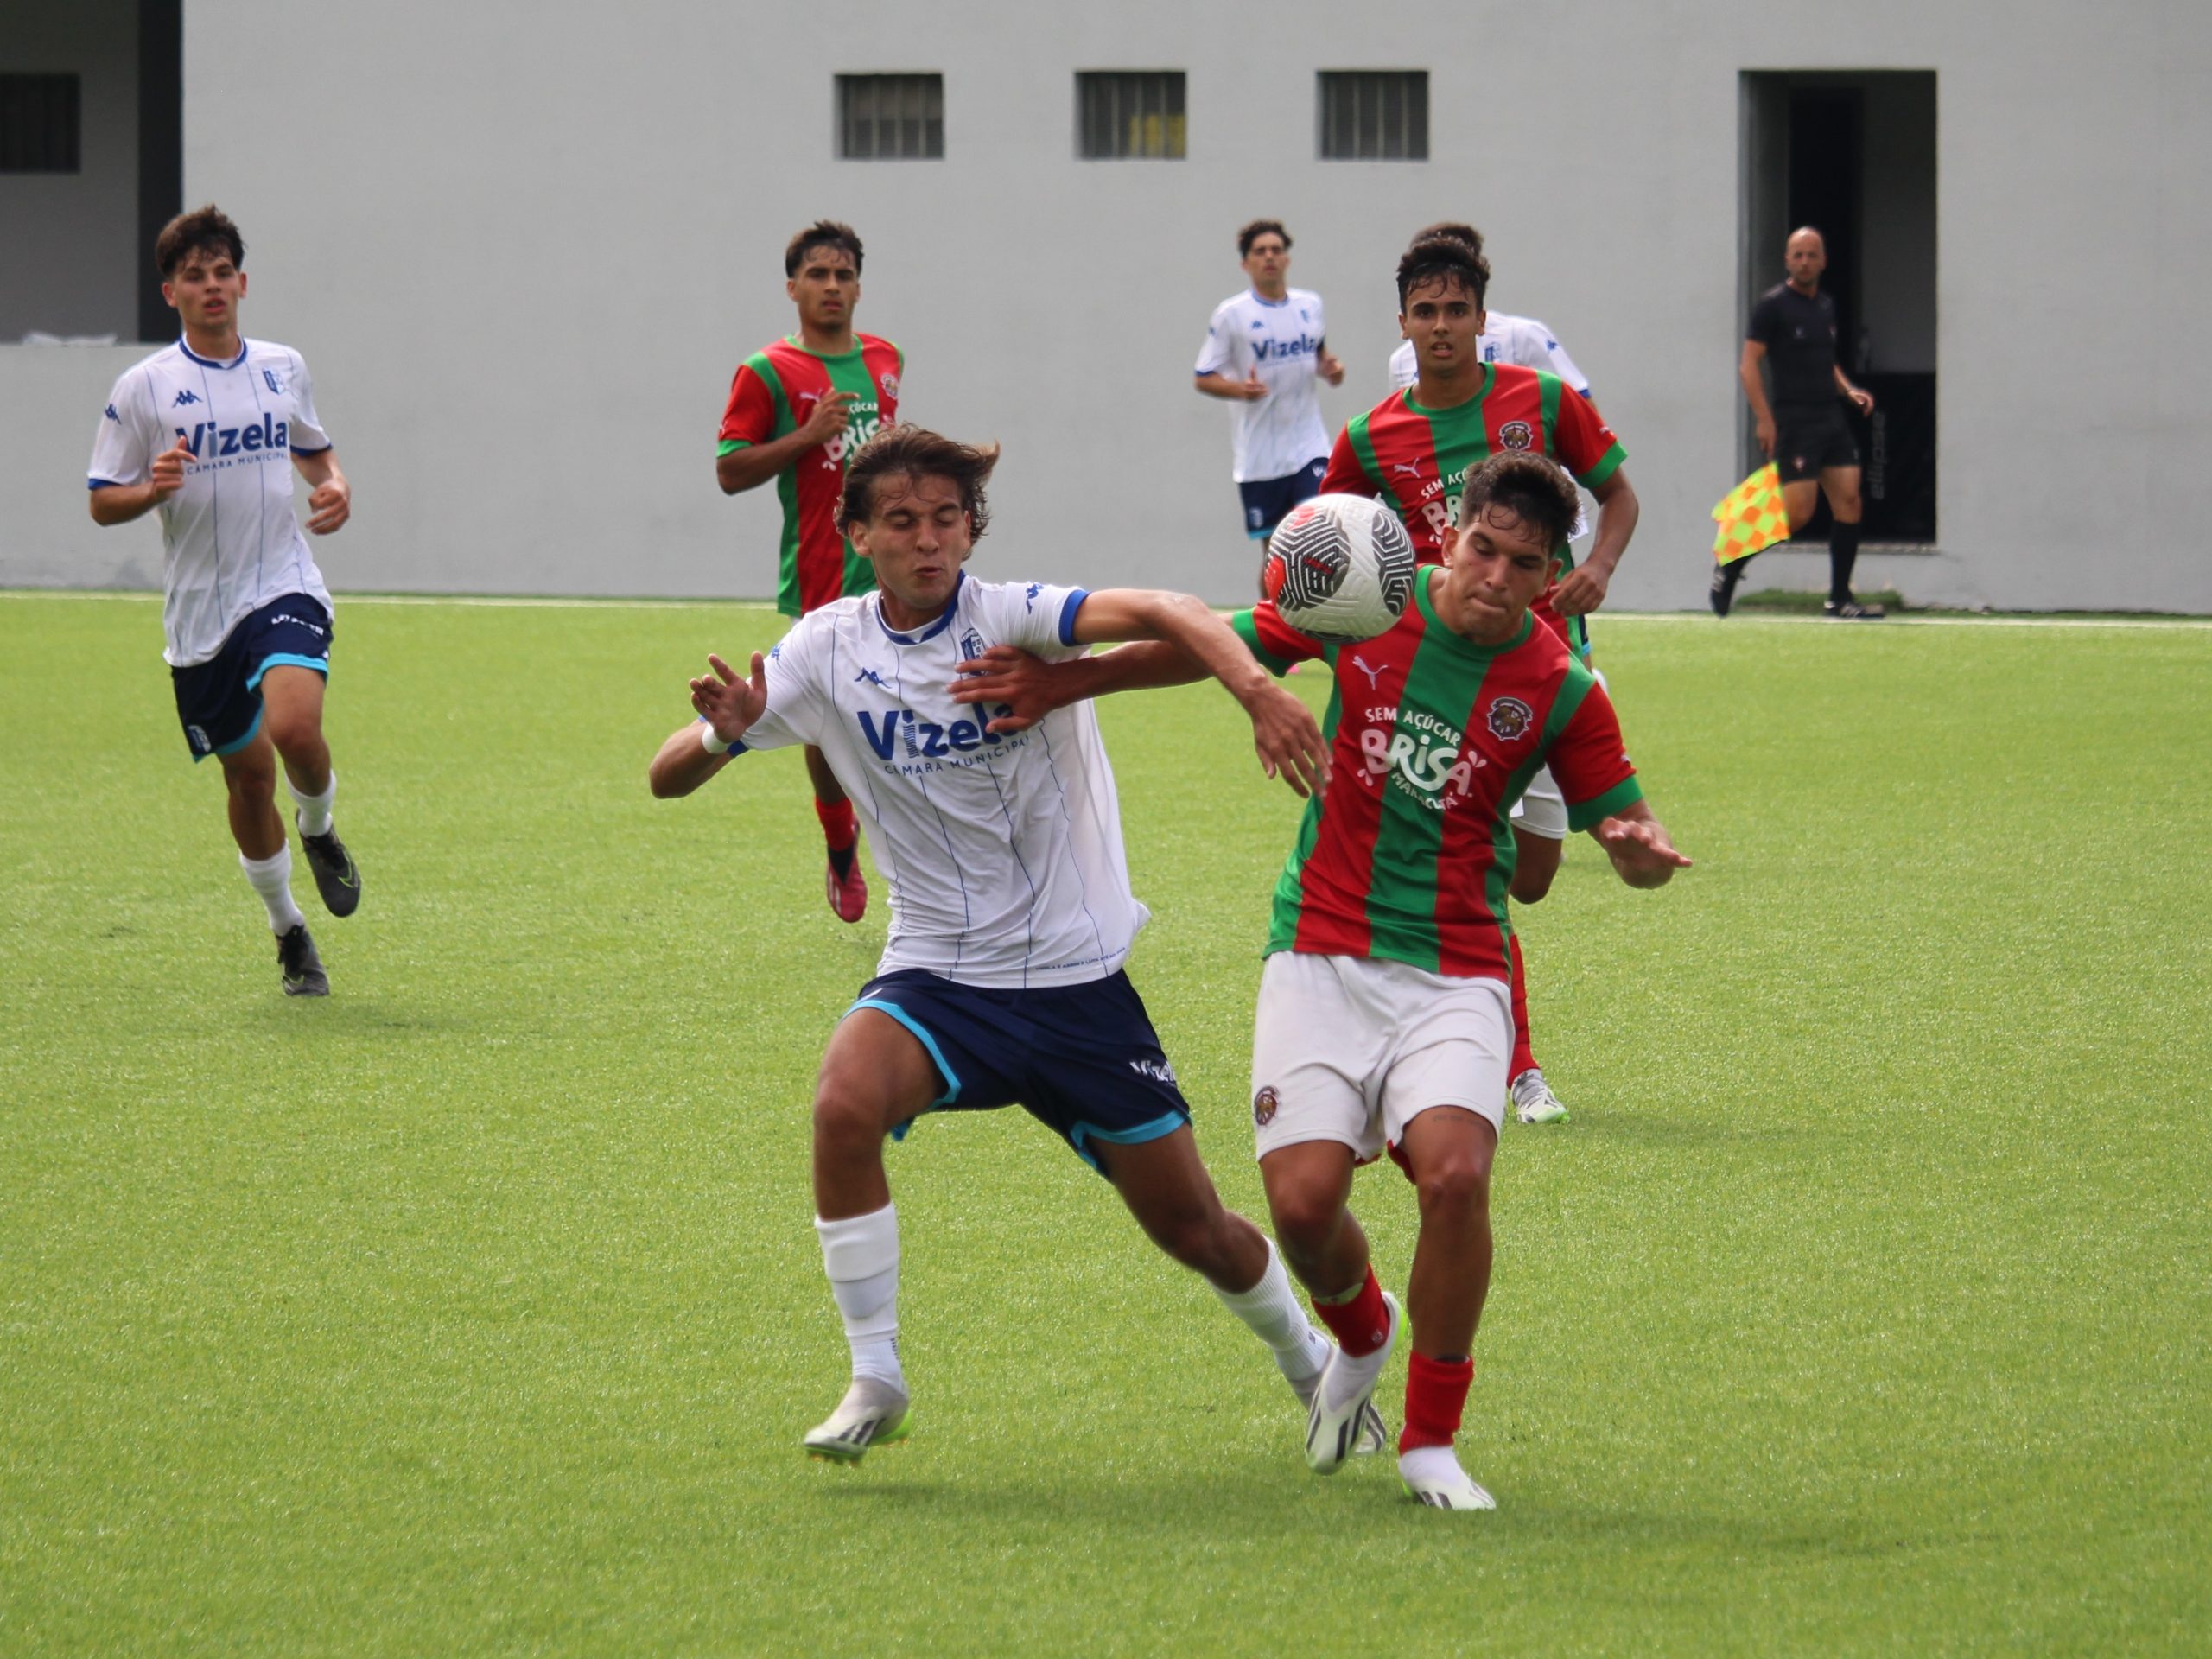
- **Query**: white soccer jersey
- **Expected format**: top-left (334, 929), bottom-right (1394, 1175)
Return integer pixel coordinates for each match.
top-left (735, 573), bottom-right (1148, 989)
top-left (1195, 288), bottom-right (1333, 484)
top-left (88, 337), bottom-right (334, 667)
top-left (1388, 313), bottom-right (1591, 397)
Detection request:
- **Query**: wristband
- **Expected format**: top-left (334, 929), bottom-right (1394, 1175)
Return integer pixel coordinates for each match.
top-left (701, 724), bottom-right (734, 754)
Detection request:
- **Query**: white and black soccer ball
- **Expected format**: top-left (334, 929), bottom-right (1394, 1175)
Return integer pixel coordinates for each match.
top-left (1262, 493), bottom-right (1420, 644)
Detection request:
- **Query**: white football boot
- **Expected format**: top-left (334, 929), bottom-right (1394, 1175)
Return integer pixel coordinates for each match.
top-left (803, 1376), bottom-right (912, 1465)
top-left (1399, 1445), bottom-right (1497, 1510)
top-left (1510, 1068), bottom-right (1570, 1126)
top-left (1305, 1292), bottom-right (1402, 1474)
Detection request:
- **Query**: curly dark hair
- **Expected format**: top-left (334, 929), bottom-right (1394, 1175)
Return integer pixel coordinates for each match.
top-left (1237, 219), bottom-right (1292, 257)
top-left (785, 219), bottom-right (863, 277)
top-left (156, 205), bottom-right (245, 277)
top-left (1411, 220), bottom-right (1484, 260)
top-left (1457, 451), bottom-right (1580, 549)
top-left (1395, 234), bottom-right (1489, 310)
top-left (839, 427), bottom-right (1000, 538)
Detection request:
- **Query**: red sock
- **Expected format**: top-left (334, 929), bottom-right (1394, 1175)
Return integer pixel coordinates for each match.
top-left (1311, 1267), bottom-right (1391, 1357)
top-left (815, 797), bottom-right (857, 853)
top-left (1508, 933), bottom-right (1538, 1081)
top-left (1400, 1351), bottom-right (1475, 1452)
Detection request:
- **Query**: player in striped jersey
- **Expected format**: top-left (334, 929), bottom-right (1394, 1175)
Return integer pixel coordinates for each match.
top-left (716, 221), bottom-right (904, 925)
top-left (1325, 233), bottom-right (1642, 1128)
top-left (950, 453), bottom-right (1689, 1508)
top-left (650, 427), bottom-right (1384, 1467)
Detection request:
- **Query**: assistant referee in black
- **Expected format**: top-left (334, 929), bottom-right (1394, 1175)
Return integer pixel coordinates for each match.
top-left (1715, 226), bottom-right (1883, 620)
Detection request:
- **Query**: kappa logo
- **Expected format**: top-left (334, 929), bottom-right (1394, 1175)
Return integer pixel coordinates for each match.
top-left (854, 667), bottom-right (889, 689)
top-left (1350, 652), bottom-right (1385, 690)
top-left (1024, 582), bottom-right (1043, 610)
top-left (105, 404), bottom-right (120, 423)
top-left (1499, 421), bottom-right (1534, 451)
top-left (1253, 1085), bottom-right (1279, 1127)
top-left (173, 389), bottom-right (200, 408)
top-left (1486, 696), bottom-right (1535, 741)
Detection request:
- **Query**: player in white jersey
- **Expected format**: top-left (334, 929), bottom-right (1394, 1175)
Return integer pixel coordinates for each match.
top-left (1194, 220), bottom-right (1345, 584)
top-left (1388, 311), bottom-right (1590, 397)
top-left (649, 426), bottom-right (1385, 1467)
top-left (86, 207), bottom-right (359, 997)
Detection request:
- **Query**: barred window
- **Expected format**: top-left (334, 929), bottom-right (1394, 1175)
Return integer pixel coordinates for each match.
top-left (1077, 72), bottom-right (1185, 160)
top-left (837, 74), bottom-right (944, 160)
top-left (0, 74), bottom-right (80, 173)
top-left (1317, 71), bottom-right (1427, 161)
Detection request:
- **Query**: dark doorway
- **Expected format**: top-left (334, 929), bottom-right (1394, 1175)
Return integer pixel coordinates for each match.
top-left (1741, 71), bottom-right (1937, 545)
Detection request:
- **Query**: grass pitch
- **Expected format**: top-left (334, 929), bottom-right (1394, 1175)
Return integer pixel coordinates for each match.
top-left (3, 594), bottom-right (2208, 1656)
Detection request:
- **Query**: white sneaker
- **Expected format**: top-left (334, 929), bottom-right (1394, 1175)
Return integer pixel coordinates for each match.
top-left (1399, 1445), bottom-right (1497, 1510)
top-left (1289, 1367), bottom-right (1389, 1456)
top-left (1510, 1069), bottom-right (1570, 1126)
top-left (802, 1375), bottom-right (912, 1465)
top-left (1305, 1292), bottom-right (1401, 1474)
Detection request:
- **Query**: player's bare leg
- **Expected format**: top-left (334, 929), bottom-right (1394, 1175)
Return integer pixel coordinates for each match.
top-left (219, 727), bottom-right (322, 995)
top-left (1819, 464), bottom-right (1880, 619)
top-left (803, 1008), bottom-right (940, 1461)
top-left (1091, 1127), bottom-right (1351, 1442)
top-left (1262, 1140), bottom-right (1398, 1471)
top-left (1393, 1105), bottom-right (1499, 1509)
top-left (807, 742), bottom-right (868, 922)
top-left (262, 666), bottom-right (359, 918)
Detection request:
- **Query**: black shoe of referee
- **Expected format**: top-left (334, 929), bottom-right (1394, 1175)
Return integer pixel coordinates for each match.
top-left (297, 818), bottom-right (363, 917)
top-left (276, 923), bottom-right (329, 997)
top-left (1823, 598), bottom-right (1886, 620)
top-left (1709, 562), bottom-right (1742, 617)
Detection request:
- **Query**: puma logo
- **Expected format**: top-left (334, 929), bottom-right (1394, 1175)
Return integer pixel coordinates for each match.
top-left (1351, 653), bottom-right (1384, 690)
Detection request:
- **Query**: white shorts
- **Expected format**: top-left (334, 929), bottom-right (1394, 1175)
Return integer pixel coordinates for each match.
top-left (1249, 952), bottom-right (1510, 1164)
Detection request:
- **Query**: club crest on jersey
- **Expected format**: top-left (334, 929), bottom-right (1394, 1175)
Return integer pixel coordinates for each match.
top-left (1253, 1085), bottom-right (1279, 1127)
top-left (1499, 421), bottom-right (1534, 451)
top-left (880, 371), bottom-right (899, 399)
top-left (264, 368), bottom-right (283, 393)
top-left (1486, 696), bottom-right (1535, 741)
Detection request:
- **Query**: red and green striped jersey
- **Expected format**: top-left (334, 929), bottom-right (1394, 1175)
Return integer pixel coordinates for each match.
top-left (1230, 571), bottom-right (1643, 982)
top-left (717, 334), bottom-right (904, 616)
top-left (1319, 364), bottom-right (1624, 658)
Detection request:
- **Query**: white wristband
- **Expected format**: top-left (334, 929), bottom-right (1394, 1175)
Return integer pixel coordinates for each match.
top-left (701, 724), bottom-right (734, 754)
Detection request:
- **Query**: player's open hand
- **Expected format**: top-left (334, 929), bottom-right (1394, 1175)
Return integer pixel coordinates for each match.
top-left (304, 474), bottom-right (351, 535)
top-left (1592, 814), bottom-right (1692, 888)
top-left (1247, 681), bottom-right (1329, 798)
top-left (950, 644), bottom-right (1061, 733)
top-left (1549, 563), bottom-right (1610, 618)
top-left (798, 389), bottom-right (860, 446)
top-left (149, 439), bottom-right (194, 500)
top-left (690, 650), bottom-right (768, 742)
top-left (1239, 366), bottom-right (1269, 402)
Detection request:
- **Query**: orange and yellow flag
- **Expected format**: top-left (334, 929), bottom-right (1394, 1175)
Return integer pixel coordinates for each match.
top-left (1711, 463), bottom-right (1789, 564)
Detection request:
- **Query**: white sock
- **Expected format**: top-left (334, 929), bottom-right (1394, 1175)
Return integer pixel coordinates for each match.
top-left (1213, 1238), bottom-right (1330, 1383)
top-left (816, 1203), bottom-right (904, 1392)
top-left (240, 847), bottom-right (305, 934)
top-left (1399, 1444), bottom-right (1466, 1485)
top-left (289, 771), bottom-right (335, 837)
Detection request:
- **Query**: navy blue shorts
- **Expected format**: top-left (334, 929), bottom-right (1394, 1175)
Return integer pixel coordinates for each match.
top-left (169, 593), bottom-right (333, 761)
top-left (849, 969), bottom-right (1193, 1173)
top-left (1238, 457), bottom-right (1326, 541)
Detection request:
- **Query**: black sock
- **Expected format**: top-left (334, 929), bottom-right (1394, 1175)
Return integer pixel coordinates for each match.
top-left (1829, 523), bottom-right (1862, 606)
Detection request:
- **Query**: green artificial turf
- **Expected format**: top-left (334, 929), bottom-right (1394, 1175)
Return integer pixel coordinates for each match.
top-left (3, 594), bottom-right (2207, 1656)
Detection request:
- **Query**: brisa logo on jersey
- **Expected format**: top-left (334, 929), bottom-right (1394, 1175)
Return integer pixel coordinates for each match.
top-left (1358, 706), bottom-right (1489, 810)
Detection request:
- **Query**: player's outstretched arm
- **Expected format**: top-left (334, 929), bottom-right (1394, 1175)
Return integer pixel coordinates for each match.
top-left (1552, 468), bottom-right (1637, 617)
top-left (1073, 590), bottom-right (1327, 798)
top-left (648, 651), bottom-right (768, 798)
top-left (950, 641), bottom-right (1205, 733)
top-left (1588, 800), bottom-right (1692, 890)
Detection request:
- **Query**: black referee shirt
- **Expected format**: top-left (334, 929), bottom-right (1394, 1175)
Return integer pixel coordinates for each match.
top-left (1747, 283), bottom-right (1841, 409)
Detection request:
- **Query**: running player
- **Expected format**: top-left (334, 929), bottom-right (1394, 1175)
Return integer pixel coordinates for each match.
top-left (1193, 219), bottom-right (1346, 583)
top-left (950, 453), bottom-right (1691, 1508)
top-left (1385, 225), bottom-right (1592, 400)
top-left (716, 219), bottom-right (902, 923)
top-left (649, 426), bottom-right (1381, 1466)
top-left (1716, 226), bottom-right (1883, 620)
top-left (86, 205), bottom-right (359, 997)
top-left (1323, 233), bottom-right (1640, 1127)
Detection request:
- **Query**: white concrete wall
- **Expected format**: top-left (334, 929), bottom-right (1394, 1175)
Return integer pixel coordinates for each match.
top-left (3, 0), bottom-right (2207, 613)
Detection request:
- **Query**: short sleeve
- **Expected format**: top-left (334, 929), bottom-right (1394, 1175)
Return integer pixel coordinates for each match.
top-left (1746, 292), bottom-right (1779, 347)
top-left (87, 368), bottom-right (153, 488)
top-left (1230, 603), bottom-right (1326, 677)
top-left (1523, 320), bottom-right (1590, 397)
top-left (1548, 677), bottom-right (1643, 830)
top-left (1554, 386), bottom-right (1625, 489)
top-left (717, 359), bottom-right (779, 454)
top-left (1194, 300), bottom-right (1240, 378)
top-left (287, 351), bottom-right (331, 454)
top-left (1319, 423), bottom-right (1372, 498)
top-left (728, 617), bottom-right (828, 752)
top-left (984, 580), bottom-right (1092, 660)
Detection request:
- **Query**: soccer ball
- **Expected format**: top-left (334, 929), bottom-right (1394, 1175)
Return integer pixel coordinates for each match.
top-left (1262, 494), bottom-right (1419, 644)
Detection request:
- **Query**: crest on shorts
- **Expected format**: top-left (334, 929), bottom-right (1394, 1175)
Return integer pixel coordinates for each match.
top-left (1486, 696), bottom-right (1535, 741)
top-left (880, 371), bottom-right (899, 399)
top-left (1499, 421), bottom-right (1534, 451)
top-left (1253, 1085), bottom-right (1279, 1127)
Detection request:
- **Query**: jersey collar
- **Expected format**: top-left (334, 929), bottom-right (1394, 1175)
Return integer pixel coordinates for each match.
top-left (1248, 288), bottom-right (1291, 308)
top-left (874, 571), bottom-right (964, 645)
top-left (177, 337), bottom-right (249, 369)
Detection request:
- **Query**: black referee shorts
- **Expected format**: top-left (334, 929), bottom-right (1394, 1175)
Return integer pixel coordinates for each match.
top-left (1773, 404), bottom-right (1859, 484)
